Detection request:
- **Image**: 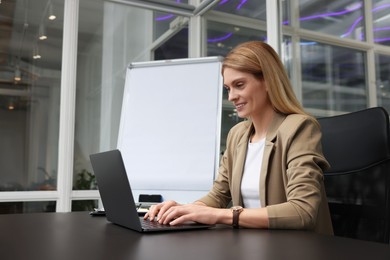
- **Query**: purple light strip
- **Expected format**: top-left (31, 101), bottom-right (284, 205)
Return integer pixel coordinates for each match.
top-left (282, 3), bottom-right (363, 25)
top-left (237, 0), bottom-right (248, 10)
top-left (218, 0), bottom-right (248, 10)
top-left (341, 3), bottom-right (390, 39)
top-left (374, 26), bottom-right (390, 32)
top-left (375, 37), bottom-right (390, 43)
top-left (299, 3), bottom-right (362, 21)
top-left (207, 32), bottom-right (233, 43)
top-left (300, 41), bottom-right (317, 46)
top-left (369, 27), bottom-right (390, 42)
top-left (219, 0), bottom-right (229, 5)
top-left (155, 0), bottom-right (181, 21)
top-left (155, 14), bottom-right (174, 21)
top-left (284, 3), bottom-right (389, 42)
top-left (341, 16), bottom-right (363, 38)
top-left (372, 3), bottom-right (390, 12)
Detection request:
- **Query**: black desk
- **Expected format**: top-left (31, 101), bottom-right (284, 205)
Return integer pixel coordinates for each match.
top-left (0, 212), bottom-right (389, 260)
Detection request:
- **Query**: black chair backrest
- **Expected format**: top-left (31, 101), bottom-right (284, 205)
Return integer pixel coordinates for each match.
top-left (318, 107), bottom-right (390, 244)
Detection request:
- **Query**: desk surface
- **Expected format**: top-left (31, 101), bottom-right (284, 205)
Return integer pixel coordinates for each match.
top-left (0, 212), bottom-right (389, 260)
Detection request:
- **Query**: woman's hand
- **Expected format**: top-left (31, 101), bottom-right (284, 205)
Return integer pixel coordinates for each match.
top-left (144, 200), bottom-right (181, 222)
top-left (144, 201), bottom-right (231, 226)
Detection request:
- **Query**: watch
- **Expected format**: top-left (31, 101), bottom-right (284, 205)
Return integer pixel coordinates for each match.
top-left (231, 206), bottom-right (243, 229)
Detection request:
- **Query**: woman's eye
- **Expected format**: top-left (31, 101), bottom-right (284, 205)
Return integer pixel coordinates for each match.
top-left (236, 82), bottom-right (244, 88)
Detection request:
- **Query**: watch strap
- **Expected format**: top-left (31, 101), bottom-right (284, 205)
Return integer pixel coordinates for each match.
top-left (232, 206), bottom-right (243, 229)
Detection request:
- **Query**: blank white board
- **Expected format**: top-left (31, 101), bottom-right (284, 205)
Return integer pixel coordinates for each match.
top-left (117, 57), bottom-right (223, 202)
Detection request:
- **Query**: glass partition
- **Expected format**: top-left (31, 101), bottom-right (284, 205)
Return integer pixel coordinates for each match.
top-left (206, 20), bottom-right (267, 58)
top-left (74, 0), bottom-right (188, 194)
top-left (0, 201), bottom-right (56, 214)
top-left (212, 0), bottom-right (266, 20)
top-left (72, 199), bottom-right (98, 212)
top-left (372, 0), bottom-right (390, 46)
top-left (0, 0), bottom-right (63, 195)
top-left (296, 0), bottom-right (365, 41)
top-left (300, 40), bottom-right (367, 112)
top-left (376, 53), bottom-right (390, 111)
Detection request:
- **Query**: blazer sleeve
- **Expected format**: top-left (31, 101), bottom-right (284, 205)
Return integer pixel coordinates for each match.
top-left (266, 116), bottom-right (330, 230)
top-left (197, 151), bottom-right (232, 208)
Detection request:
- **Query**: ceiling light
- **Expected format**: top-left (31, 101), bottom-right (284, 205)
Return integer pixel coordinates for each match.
top-left (33, 46), bottom-right (41, 59)
top-left (8, 98), bottom-right (15, 110)
top-left (14, 67), bottom-right (21, 82)
top-left (48, 3), bottom-right (56, 20)
top-left (39, 24), bottom-right (47, 40)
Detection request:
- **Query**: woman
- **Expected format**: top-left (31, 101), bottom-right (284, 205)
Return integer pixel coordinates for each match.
top-left (145, 41), bottom-right (333, 235)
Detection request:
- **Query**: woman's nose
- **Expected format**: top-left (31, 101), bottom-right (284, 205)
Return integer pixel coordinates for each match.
top-left (228, 89), bottom-right (237, 101)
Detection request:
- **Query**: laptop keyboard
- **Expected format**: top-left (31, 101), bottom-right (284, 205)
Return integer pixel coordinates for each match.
top-left (141, 219), bottom-right (171, 229)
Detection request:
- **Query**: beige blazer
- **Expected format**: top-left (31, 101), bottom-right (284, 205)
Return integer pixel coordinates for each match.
top-left (198, 112), bottom-right (334, 235)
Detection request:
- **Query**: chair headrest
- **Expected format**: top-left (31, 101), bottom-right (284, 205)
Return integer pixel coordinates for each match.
top-left (318, 107), bottom-right (390, 174)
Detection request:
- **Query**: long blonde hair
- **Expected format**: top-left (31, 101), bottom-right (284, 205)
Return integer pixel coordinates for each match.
top-left (222, 41), bottom-right (309, 117)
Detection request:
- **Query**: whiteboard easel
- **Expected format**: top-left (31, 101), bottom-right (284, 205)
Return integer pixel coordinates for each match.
top-left (117, 57), bottom-right (223, 203)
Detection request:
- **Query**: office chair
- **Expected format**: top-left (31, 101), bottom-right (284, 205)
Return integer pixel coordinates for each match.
top-left (318, 107), bottom-right (390, 244)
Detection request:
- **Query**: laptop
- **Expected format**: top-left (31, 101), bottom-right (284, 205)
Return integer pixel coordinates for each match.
top-left (89, 149), bottom-right (215, 232)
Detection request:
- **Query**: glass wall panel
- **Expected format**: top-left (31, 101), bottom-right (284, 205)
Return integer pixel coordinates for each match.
top-left (300, 40), bottom-right (367, 112)
top-left (281, 36), bottom-right (293, 79)
top-left (212, 0), bottom-right (266, 21)
top-left (372, 0), bottom-right (390, 46)
top-left (153, 0), bottom-right (188, 40)
top-left (206, 20), bottom-right (266, 151)
top-left (154, 27), bottom-right (188, 60)
top-left (287, 0), bottom-right (365, 41)
top-left (72, 199), bottom-right (98, 212)
top-left (74, 1), bottom-right (187, 193)
top-left (0, 201), bottom-right (56, 214)
top-left (207, 20), bottom-right (266, 57)
top-left (153, 1), bottom-right (189, 58)
top-left (376, 53), bottom-right (390, 111)
top-left (0, 0), bottom-right (63, 192)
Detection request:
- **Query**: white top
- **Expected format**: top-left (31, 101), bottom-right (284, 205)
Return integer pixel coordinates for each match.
top-left (240, 138), bottom-right (265, 208)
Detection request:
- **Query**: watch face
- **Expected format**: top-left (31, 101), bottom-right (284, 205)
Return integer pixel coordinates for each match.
top-left (231, 206), bottom-right (243, 211)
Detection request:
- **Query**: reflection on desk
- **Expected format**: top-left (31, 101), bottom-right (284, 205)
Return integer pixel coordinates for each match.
top-left (0, 212), bottom-right (389, 260)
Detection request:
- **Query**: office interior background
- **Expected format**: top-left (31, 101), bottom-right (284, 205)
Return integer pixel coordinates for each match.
top-left (0, 0), bottom-right (389, 214)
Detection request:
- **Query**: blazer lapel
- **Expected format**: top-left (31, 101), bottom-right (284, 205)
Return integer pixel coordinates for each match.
top-left (231, 122), bottom-right (252, 206)
top-left (260, 113), bottom-right (286, 206)
top-left (260, 140), bottom-right (274, 207)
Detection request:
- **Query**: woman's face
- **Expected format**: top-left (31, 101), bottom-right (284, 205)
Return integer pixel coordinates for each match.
top-left (223, 67), bottom-right (271, 119)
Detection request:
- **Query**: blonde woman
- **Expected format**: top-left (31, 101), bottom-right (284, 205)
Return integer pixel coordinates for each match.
top-left (145, 41), bottom-right (333, 235)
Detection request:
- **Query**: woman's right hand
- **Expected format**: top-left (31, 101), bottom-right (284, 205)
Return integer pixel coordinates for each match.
top-left (143, 200), bottom-right (181, 222)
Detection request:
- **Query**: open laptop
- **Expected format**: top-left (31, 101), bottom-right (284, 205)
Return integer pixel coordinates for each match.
top-left (89, 149), bottom-right (214, 232)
